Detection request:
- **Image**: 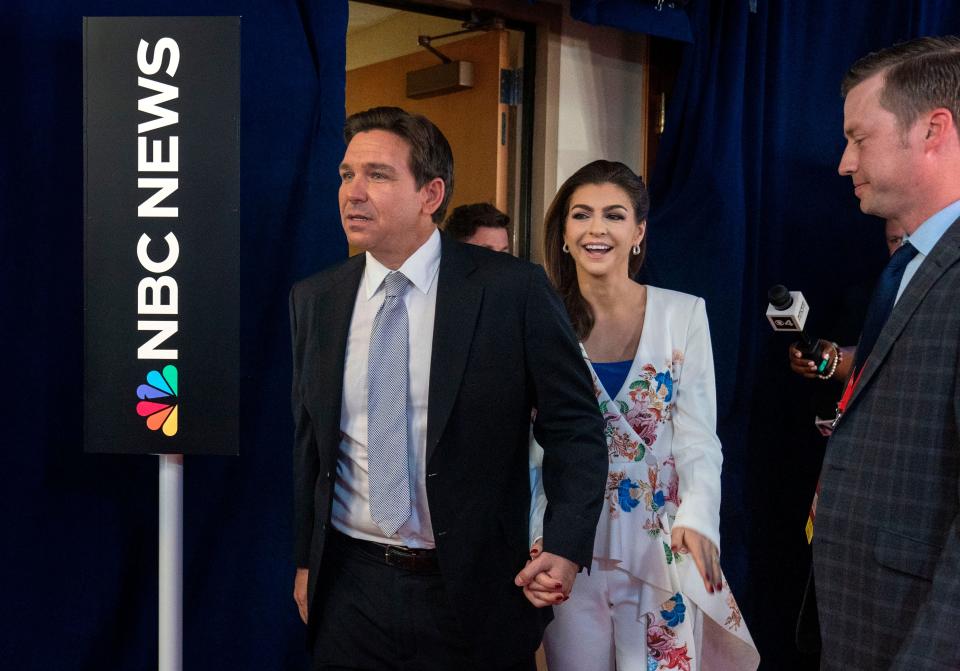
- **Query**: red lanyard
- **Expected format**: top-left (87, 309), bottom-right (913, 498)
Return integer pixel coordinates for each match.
top-left (838, 366), bottom-right (864, 416)
top-left (831, 365), bottom-right (866, 430)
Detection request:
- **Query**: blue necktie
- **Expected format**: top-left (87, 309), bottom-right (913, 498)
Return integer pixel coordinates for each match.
top-left (854, 242), bottom-right (918, 372)
top-left (367, 271), bottom-right (412, 537)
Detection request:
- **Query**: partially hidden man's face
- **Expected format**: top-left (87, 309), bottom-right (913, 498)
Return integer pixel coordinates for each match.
top-left (338, 129), bottom-right (439, 261)
top-left (463, 226), bottom-right (510, 253)
top-left (838, 73), bottom-right (926, 224)
top-left (884, 220), bottom-right (906, 256)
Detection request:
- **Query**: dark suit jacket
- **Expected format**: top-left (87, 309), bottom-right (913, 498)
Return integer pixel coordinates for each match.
top-left (289, 234), bottom-right (607, 664)
top-left (814, 217), bottom-right (960, 669)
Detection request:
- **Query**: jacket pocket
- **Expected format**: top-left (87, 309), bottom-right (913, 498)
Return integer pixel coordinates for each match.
top-left (873, 528), bottom-right (943, 581)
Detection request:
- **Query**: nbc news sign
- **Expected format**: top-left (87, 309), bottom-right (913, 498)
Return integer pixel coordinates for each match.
top-left (84, 17), bottom-right (239, 455)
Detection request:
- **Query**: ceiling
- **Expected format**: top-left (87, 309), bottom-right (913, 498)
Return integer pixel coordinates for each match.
top-left (347, 3), bottom-right (402, 35)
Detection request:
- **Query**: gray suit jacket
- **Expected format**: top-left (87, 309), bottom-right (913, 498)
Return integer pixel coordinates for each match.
top-left (813, 217), bottom-right (960, 670)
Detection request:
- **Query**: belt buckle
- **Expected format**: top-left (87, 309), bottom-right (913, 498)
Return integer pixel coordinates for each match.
top-left (384, 544), bottom-right (417, 570)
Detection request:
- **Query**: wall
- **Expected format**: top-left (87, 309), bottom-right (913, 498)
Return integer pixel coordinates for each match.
top-left (346, 30), bottom-right (508, 216)
top-left (555, 14), bottom-right (646, 185)
top-left (520, 2), bottom-right (648, 262)
top-left (347, 8), bottom-right (469, 71)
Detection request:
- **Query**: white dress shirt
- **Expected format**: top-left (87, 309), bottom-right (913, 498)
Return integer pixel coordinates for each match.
top-left (331, 229), bottom-right (441, 548)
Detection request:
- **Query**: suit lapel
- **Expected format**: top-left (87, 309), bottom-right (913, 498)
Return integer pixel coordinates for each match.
top-left (848, 217), bottom-right (960, 411)
top-left (307, 255), bottom-right (365, 442)
top-left (426, 235), bottom-right (483, 463)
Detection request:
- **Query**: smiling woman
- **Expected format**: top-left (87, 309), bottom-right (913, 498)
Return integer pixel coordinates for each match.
top-left (564, 182), bottom-right (645, 276)
top-left (534, 160), bottom-right (760, 671)
top-left (544, 161), bottom-right (649, 338)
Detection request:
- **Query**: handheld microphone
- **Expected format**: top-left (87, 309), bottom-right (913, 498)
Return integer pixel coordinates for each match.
top-left (766, 285), bottom-right (827, 368)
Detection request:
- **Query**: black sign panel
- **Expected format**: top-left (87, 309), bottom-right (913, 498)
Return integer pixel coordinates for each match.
top-left (84, 17), bottom-right (240, 455)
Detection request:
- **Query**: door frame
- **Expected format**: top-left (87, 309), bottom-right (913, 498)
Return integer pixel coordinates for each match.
top-left (347, 0), bottom-right (538, 259)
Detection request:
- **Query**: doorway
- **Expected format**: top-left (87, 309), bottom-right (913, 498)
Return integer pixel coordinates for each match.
top-left (346, 1), bottom-right (536, 258)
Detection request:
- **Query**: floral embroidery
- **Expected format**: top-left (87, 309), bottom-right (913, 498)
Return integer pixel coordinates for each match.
top-left (625, 393), bottom-right (659, 446)
top-left (584, 338), bottom-right (756, 666)
top-left (609, 426), bottom-right (644, 461)
top-left (607, 471), bottom-right (643, 516)
top-left (661, 540), bottom-right (683, 564)
top-left (647, 594), bottom-right (693, 669)
top-left (624, 460), bottom-right (681, 517)
top-left (645, 467), bottom-right (663, 511)
top-left (724, 590), bottom-right (744, 631)
top-left (618, 477), bottom-right (641, 513)
top-left (654, 369), bottom-right (674, 402)
top-left (657, 456), bottom-right (681, 511)
top-left (617, 358), bottom-right (681, 450)
top-left (647, 621), bottom-right (692, 671)
top-left (660, 593), bottom-right (686, 627)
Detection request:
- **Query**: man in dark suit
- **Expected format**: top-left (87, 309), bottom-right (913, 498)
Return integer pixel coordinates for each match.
top-left (813, 37), bottom-right (960, 669)
top-left (289, 106), bottom-right (607, 670)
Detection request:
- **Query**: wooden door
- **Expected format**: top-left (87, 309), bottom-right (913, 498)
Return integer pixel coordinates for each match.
top-left (346, 30), bottom-right (510, 226)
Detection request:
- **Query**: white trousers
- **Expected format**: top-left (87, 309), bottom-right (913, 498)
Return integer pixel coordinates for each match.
top-left (543, 559), bottom-right (703, 671)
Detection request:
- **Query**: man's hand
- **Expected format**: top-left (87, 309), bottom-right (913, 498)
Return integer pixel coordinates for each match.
top-left (293, 568), bottom-right (309, 624)
top-left (671, 526), bottom-right (722, 594)
top-left (514, 551), bottom-right (577, 608)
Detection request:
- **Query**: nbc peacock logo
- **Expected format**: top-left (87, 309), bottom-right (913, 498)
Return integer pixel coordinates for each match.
top-left (136, 365), bottom-right (179, 437)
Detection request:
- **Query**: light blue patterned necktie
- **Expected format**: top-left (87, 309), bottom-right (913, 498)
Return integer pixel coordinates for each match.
top-left (367, 271), bottom-right (412, 536)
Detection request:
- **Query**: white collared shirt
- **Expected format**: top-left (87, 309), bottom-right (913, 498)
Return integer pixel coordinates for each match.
top-left (332, 228), bottom-right (441, 548)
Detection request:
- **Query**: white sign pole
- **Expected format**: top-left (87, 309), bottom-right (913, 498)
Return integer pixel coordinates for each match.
top-left (159, 454), bottom-right (183, 671)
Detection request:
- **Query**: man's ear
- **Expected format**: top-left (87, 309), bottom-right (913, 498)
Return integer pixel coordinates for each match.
top-left (420, 177), bottom-right (446, 217)
top-left (924, 107), bottom-right (955, 147)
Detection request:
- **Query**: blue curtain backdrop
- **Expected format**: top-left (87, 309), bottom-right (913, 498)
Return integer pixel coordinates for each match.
top-left (6, 0), bottom-right (960, 669)
top-left (0, 1), bottom-right (345, 669)
top-left (571, 0), bottom-right (693, 42)
top-left (640, 1), bottom-right (960, 668)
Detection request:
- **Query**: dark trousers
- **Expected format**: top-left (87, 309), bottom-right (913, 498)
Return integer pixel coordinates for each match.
top-left (310, 531), bottom-right (535, 671)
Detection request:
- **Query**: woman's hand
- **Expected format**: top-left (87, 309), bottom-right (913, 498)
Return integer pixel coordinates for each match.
top-left (515, 549), bottom-right (575, 608)
top-left (788, 341), bottom-right (828, 379)
top-left (516, 538), bottom-right (569, 608)
top-left (671, 526), bottom-right (723, 594)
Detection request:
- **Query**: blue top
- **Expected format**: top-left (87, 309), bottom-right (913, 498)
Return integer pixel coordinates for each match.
top-left (591, 359), bottom-right (633, 398)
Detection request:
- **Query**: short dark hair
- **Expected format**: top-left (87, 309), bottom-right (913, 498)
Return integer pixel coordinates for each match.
top-left (842, 36), bottom-right (960, 133)
top-left (443, 203), bottom-right (511, 241)
top-left (543, 160), bottom-right (649, 339)
top-left (343, 106), bottom-right (454, 223)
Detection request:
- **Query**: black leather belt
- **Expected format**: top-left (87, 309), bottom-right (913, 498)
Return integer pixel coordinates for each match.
top-left (333, 529), bottom-right (440, 573)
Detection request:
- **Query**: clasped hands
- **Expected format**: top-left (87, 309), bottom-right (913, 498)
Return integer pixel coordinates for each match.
top-left (516, 526), bottom-right (723, 608)
top-left (295, 528), bottom-right (726, 620)
top-left (513, 541), bottom-right (577, 607)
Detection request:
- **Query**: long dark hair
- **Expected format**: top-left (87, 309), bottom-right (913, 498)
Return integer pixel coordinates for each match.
top-left (543, 160), bottom-right (650, 339)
